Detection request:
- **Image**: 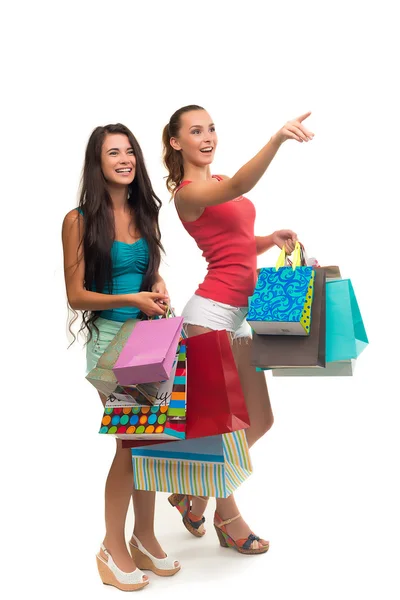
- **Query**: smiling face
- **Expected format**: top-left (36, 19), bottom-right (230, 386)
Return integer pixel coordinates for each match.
top-left (170, 110), bottom-right (218, 167)
top-left (101, 133), bottom-right (136, 185)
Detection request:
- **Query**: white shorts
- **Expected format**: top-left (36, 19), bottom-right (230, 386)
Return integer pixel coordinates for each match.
top-left (181, 294), bottom-right (252, 340)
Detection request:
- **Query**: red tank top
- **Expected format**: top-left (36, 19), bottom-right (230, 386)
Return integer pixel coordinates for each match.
top-left (175, 175), bottom-right (257, 307)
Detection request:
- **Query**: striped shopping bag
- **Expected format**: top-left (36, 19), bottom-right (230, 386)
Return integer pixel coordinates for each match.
top-left (131, 429), bottom-right (252, 498)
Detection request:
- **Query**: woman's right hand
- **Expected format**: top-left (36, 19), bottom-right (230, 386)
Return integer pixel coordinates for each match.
top-left (274, 112), bottom-right (314, 144)
top-left (133, 292), bottom-right (169, 316)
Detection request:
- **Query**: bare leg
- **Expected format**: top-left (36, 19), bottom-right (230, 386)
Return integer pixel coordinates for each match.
top-left (184, 325), bottom-right (213, 520)
top-left (100, 435), bottom-right (141, 572)
top-left (180, 327), bottom-right (273, 548)
top-left (97, 391), bottom-right (158, 574)
top-left (130, 489), bottom-right (178, 568)
top-left (233, 336), bottom-right (274, 450)
top-left (182, 331), bottom-right (273, 547)
top-left (215, 337), bottom-right (273, 547)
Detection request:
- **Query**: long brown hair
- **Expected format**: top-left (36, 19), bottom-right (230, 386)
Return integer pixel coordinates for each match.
top-left (70, 123), bottom-right (164, 343)
top-left (162, 104), bottom-right (205, 194)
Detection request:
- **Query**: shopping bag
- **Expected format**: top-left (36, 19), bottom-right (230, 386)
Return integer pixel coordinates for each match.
top-left (86, 316), bottom-right (184, 398)
top-left (86, 319), bottom-right (139, 397)
top-left (100, 341), bottom-right (187, 442)
top-left (272, 360), bottom-right (356, 377)
top-left (247, 242), bottom-right (315, 336)
top-left (251, 267), bottom-right (326, 368)
top-left (113, 315), bottom-right (184, 385)
top-left (270, 264), bottom-right (338, 376)
top-left (100, 401), bottom-right (170, 436)
top-left (269, 271), bottom-right (367, 376)
top-left (121, 330), bottom-right (250, 448)
top-left (131, 429), bottom-right (252, 498)
top-left (185, 329), bottom-right (250, 438)
top-left (326, 279), bottom-right (368, 362)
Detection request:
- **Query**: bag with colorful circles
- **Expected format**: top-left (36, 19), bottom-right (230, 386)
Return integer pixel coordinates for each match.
top-left (99, 340), bottom-right (187, 442)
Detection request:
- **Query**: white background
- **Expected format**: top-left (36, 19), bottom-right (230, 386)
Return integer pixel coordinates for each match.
top-left (1, 1), bottom-right (399, 599)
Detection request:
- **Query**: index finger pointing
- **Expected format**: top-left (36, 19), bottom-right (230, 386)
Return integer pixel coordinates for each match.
top-left (296, 111), bottom-right (312, 123)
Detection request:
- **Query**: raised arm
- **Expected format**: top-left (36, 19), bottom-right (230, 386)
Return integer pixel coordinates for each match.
top-left (177, 113), bottom-right (314, 209)
top-left (62, 210), bottom-right (167, 316)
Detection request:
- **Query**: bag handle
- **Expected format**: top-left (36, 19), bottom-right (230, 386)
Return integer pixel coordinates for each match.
top-left (149, 304), bottom-right (173, 320)
top-left (149, 306), bottom-right (188, 340)
top-left (287, 243), bottom-right (309, 268)
top-left (275, 241), bottom-right (303, 270)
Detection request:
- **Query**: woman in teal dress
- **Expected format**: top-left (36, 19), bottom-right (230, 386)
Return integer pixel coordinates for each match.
top-left (62, 123), bottom-right (180, 591)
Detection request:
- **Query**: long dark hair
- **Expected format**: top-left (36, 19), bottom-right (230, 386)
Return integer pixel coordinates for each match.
top-left (70, 123), bottom-right (163, 343)
top-left (162, 104), bottom-right (205, 194)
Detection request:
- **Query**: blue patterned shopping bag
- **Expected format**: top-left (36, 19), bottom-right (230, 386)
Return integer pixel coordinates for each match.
top-left (247, 242), bottom-right (315, 335)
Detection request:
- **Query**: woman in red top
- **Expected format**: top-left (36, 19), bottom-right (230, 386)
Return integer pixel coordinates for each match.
top-left (162, 105), bottom-right (314, 554)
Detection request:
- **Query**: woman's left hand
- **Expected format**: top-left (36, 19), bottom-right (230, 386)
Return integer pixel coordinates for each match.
top-left (272, 230), bottom-right (298, 254)
top-left (152, 279), bottom-right (170, 307)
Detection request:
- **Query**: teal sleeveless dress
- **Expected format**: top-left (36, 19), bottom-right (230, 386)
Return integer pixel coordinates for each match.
top-left (76, 208), bottom-right (150, 372)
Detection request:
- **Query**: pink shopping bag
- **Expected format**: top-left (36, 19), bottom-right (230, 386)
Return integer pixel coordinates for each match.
top-left (113, 316), bottom-right (184, 385)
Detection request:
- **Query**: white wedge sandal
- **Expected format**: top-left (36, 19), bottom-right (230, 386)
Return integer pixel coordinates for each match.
top-left (129, 534), bottom-right (181, 577)
top-left (96, 544), bottom-right (149, 591)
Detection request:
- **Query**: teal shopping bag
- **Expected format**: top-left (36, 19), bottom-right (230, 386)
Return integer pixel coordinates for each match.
top-left (326, 279), bottom-right (368, 362)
